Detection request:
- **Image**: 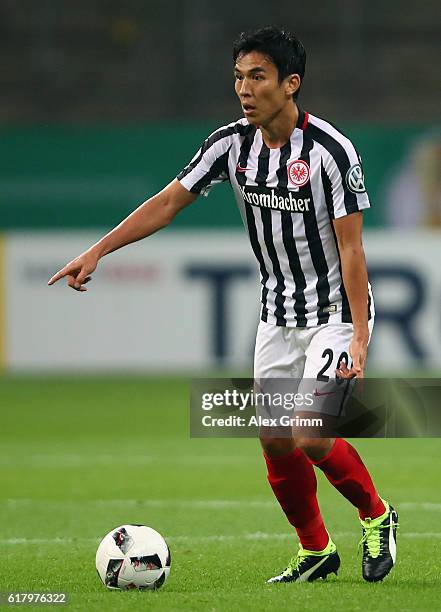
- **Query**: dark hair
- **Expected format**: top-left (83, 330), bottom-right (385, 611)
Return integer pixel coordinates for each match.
top-left (233, 26), bottom-right (306, 99)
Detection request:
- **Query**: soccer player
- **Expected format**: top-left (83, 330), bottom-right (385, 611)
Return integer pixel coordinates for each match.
top-left (48, 26), bottom-right (398, 583)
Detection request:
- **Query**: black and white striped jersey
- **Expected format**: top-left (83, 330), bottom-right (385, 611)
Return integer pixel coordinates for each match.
top-left (177, 109), bottom-right (374, 327)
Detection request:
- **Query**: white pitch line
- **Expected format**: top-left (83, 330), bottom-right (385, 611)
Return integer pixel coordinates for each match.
top-left (4, 498), bottom-right (274, 509)
top-left (5, 499), bottom-right (441, 510)
top-left (399, 502), bottom-right (441, 511)
top-left (4, 537), bottom-right (99, 545)
top-left (0, 455), bottom-right (249, 468)
top-left (4, 532), bottom-right (441, 546)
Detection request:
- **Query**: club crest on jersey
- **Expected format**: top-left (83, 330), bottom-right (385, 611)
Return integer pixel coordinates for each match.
top-left (346, 163), bottom-right (366, 193)
top-left (288, 160), bottom-right (310, 187)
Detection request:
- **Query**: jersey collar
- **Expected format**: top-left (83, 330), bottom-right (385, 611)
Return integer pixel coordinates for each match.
top-left (296, 108), bottom-right (309, 130)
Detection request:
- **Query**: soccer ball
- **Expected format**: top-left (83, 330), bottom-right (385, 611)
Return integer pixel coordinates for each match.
top-left (96, 524), bottom-right (171, 590)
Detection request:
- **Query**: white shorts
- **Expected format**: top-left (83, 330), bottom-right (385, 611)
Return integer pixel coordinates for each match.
top-left (254, 318), bottom-right (374, 417)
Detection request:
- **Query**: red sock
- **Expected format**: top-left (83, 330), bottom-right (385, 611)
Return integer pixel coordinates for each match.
top-left (313, 438), bottom-right (385, 520)
top-left (264, 448), bottom-right (329, 551)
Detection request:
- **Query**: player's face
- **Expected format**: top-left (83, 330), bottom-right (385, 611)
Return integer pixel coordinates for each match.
top-left (234, 51), bottom-right (297, 127)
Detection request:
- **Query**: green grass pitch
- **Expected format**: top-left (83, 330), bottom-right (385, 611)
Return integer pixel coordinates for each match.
top-left (1, 376), bottom-right (440, 611)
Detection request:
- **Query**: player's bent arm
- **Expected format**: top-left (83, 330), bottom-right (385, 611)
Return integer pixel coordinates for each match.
top-left (48, 179), bottom-right (197, 290)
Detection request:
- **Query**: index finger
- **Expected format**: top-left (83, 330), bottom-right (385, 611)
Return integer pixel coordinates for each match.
top-left (48, 268), bottom-right (68, 286)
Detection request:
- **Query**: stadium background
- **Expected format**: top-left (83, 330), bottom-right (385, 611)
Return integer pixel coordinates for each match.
top-left (2, 2), bottom-right (441, 609)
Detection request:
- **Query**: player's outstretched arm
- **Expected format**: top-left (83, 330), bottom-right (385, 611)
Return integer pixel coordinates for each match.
top-left (48, 179), bottom-right (197, 291)
top-left (332, 211), bottom-right (370, 379)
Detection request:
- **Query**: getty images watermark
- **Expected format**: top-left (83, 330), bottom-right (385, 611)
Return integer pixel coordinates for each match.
top-left (200, 388), bottom-right (323, 429)
top-left (190, 377), bottom-right (441, 438)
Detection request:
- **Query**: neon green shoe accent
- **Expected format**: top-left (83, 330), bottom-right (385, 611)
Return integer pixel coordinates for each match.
top-left (302, 537), bottom-right (337, 557)
top-left (282, 538), bottom-right (336, 578)
top-left (364, 499), bottom-right (390, 523)
top-left (358, 500), bottom-right (398, 559)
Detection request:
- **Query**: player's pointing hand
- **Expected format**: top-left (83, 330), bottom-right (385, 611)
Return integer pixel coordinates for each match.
top-left (47, 249), bottom-right (99, 292)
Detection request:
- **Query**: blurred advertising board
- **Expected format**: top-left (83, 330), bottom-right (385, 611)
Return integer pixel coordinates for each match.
top-left (0, 230), bottom-right (440, 373)
top-left (2, 125), bottom-right (440, 231)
